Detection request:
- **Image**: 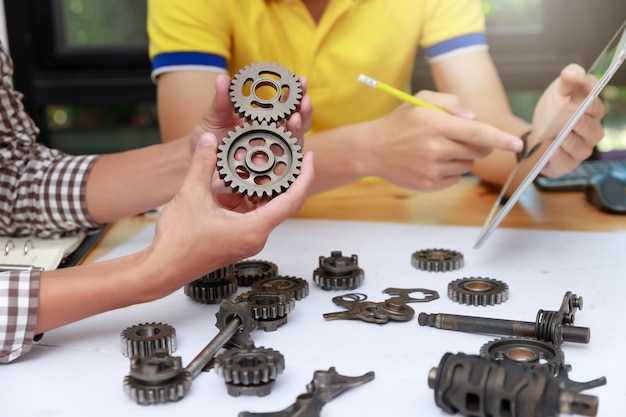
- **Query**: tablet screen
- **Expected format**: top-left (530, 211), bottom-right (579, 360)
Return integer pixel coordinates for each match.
top-left (474, 20), bottom-right (626, 248)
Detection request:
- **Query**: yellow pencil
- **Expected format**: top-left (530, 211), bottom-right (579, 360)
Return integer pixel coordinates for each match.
top-left (358, 74), bottom-right (447, 113)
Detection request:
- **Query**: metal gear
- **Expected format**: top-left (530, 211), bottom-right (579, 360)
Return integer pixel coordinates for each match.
top-left (448, 277), bottom-right (509, 306)
top-left (234, 259), bottom-right (278, 286)
top-left (215, 340), bottom-right (285, 397)
top-left (236, 290), bottom-right (295, 332)
top-left (184, 274), bottom-right (238, 304)
top-left (217, 121), bottom-right (302, 199)
top-left (313, 251), bottom-right (364, 291)
top-left (411, 248), bottom-right (464, 272)
top-left (121, 322), bottom-right (177, 358)
top-left (230, 62), bottom-right (302, 123)
top-left (252, 275), bottom-right (309, 301)
top-left (215, 299), bottom-right (258, 348)
top-left (123, 349), bottom-right (192, 405)
top-left (197, 264), bottom-right (236, 283)
top-left (480, 337), bottom-right (566, 376)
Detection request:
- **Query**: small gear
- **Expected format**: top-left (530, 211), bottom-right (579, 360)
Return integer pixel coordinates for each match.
top-left (217, 121), bottom-right (302, 199)
top-left (252, 275), bottom-right (309, 301)
top-left (215, 340), bottom-right (285, 397)
top-left (448, 277), bottom-right (509, 306)
top-left (215, 299), bottom-right (258, 348)
top-left (184, 274), bottom-right (238, 304)
top-left (121, 322), bottom-right (177, 358)
top-left (480, 337), bottom-right (566, 376)
top-left (123, 349), bottom-right (192, 405)
top-left (236, 290), bottom-right (295, 332)
top-left (230, 62), bottom-right (302, 123)
top-left (411, 248), bottom-right (464, 272)
top-left (313, 251), bottom-right (364, 291)
top-left (234, 259), bottom-right (278, 286)
top-left (197, 264), bottom-right (236, 283)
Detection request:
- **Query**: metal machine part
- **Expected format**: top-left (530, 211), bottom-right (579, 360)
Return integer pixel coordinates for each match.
top-left (230, 62), bottom-right (302, 124)
top-left (252, 275), bottom-right (310, 301)
top-left (217, 121), bottom-right (302, 199)
top-left (239, 367), bottom-right (375, 417)
top-left (418, 292), bottom-right (590, 345)
top-left (121, 322), bottom-right (177, 358)
top-left (236, 290), bottom-right (296, 332)
top-left (184, 274), bottom-right (238, 304)
top-left (234, 259), bottom-right (278, 286)
top-left (197, 264), bottom-right (236, 283)
top-left (480, 337), bottom-right (566, 376)
top-left (447, 277), bottom-right (509, 306)
top-left (215, 340), bottom-right (285, 397)
top-left (411, 248), bottom-right (464, 272)
top-left (313, 251), bottom-right (364, 291)
top-left (214, 299), bottom-right (259, 348)
top-left (428, 352), bottom-right (606, 417)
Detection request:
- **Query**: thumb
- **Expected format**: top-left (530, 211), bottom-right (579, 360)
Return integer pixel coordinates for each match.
top-left (556, 63), bottom-right (586, 96)
top-left (183, 133), bottom-right (219, 193)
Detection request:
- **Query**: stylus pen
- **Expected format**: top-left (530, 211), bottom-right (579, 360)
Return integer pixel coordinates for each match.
top-left (358, 74), bottom-right (447, 113)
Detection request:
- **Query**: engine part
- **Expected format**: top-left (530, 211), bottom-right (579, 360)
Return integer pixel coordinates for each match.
top-left (411, 248), bottom-right (464, 272)
top-left (239, 367), bottom-right (375, 417)
top-left (217, 121), bottom-right (302, 199)
top-left (234, 259), bottom-right (278, 286)
top-left (215, 340), bottom-right (285, 397)
top-left (418, 292), bottom-right (590, 345)
top-left (236, 290), bottom-right (295, 332)
top-left (313, 251), bottom-right (364, 291)
top-left (197, 264), bottom-right (236, 283)
top-left (480, 337), bottom-right (565, 376)
top-left (230, 62), bottom-right (302, 124)
top-left (448, 277), bottom-right (509, 306)
top-left (184, 274), bottom-right (238, 304)
top-left (252, 275), bottom-right (309, 301)
top-left (428, 352), bottom-right (606, 417)
top-left (121, 322), bottom-right (177, 358)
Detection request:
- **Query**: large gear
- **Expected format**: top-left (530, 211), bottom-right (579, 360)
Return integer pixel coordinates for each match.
top-left (217, 121), bottom-right (302, 199)
top-left (479, 337), bottom-right (566, 376)
top-left (215, 340), bottom-right (285, 397)
top-left (252, 275), bottom-right (309, 301)
top-left (121, 322), bottom-right (177, 358)
top-left (448, 277), bottom-right (509, 306)
top-left (411, 248), bottom-right (464, 272)
top-left (184, 274), bottom-right (238, 304)
top-left (313, 251), bottom-right (364, 291)
top-left (230, 62), bottom-right (302, 123)
top-left (234, 259), bottom-right (278, 286)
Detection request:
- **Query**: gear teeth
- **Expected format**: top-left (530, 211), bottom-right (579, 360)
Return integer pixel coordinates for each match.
top-left (448, 277), bottom-right (509, 306)
top-left (197, 264), bottom-right (236, 282)
top-left (184, 275), bottom-right (238, 304)
top-left (313, 251), bottom-right (364, 291)
top-left (411, 248), bottom-right (464, 272)
top-left (252, 275), bottom-right (309, 300)
top-left (234, 259), bottom-right (278, 286)
top-left (237, 291), bottom-right (295, 320)
top-left (121, 322), bottom-right (177, 358)
top-left (479, 337), bottom-right (565, 376)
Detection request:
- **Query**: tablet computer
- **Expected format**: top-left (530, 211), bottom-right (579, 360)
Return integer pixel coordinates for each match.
top-left (474, 19), bottom-right (626, 248)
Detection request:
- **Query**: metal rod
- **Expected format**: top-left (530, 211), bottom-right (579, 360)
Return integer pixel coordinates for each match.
top-left (185, 317), bottom-right (242, 378)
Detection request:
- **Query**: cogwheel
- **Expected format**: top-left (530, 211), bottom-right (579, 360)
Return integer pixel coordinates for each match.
top-left (197, 264), bottom-right (236, 283)
top-left (448, 277), bottom-right (509, 306)
top-left (411, 248), bottom-right (464, 272)
top-left (217, 121), bottom-right (302, 199)
top-left (123, 349), bottom-right (192, 405)
top-left (184, 274), bottom-right (238, 304)
top-left (313, 251), bottom-right (364, 291)
top-left (121, 322), bottom-right (177, 358)
top-left (480, 337), bottom-right (565, 376)
top-left (215, 340), bottom-right (285, 397)
top-left (230, 62), bottom-right (302, 123)
top-left (236, 290), bottom-right (295, 332)
top-left (252, 275), bottom-right (309, 301)
top-left (234, 259), bottom-right (278, 286)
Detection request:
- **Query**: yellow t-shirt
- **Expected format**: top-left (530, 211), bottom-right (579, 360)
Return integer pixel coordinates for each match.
top-left (148, 0), bottom-right (487, 134)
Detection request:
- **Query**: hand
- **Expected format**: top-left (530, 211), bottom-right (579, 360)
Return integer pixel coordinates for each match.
top-left (146, 133), bottom-right (314, 297)
top-left (531, 64), bottom-right (606, 177)
top-left (367, 90), bottom-right (523, 191)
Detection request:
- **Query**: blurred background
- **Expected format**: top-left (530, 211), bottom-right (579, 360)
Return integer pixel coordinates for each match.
top-left (3, 0), bottom-right (626, 157)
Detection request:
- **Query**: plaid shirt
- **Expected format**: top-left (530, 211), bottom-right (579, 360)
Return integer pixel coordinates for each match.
top-left (0, 44), bottom-right (101, 363)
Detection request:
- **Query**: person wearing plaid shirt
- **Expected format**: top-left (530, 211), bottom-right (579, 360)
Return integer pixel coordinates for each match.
top-left (0, 43), bottom-right (314, 363)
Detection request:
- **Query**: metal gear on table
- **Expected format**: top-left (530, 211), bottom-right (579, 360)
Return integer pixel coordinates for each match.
top-left (215, 340), bottom-right (285, 397)
top-left (252, 275), bottom-right (310, 301)
top-left (479, 337), bottom-right (566, 376)
top-left (448, 277), bottom-right (509, 306)
top-left (230, 62), bottom-right (302, 123)
top-left (313, 251), bottom-right (364, 291)
top-left (184, 274), bottom-right (238, 304)
top-left (411, 248), bottom-right (464, 272)
top-left (217, 121), bottom-right (302, 199)
top-left (121, 322), bottom-right (177, 358)
top-left (234, 259), bottom-right (278, 286)
top-left (236, 290), bottom-right (295, 332)
top-left (197, 264), bottom-right (236, 283)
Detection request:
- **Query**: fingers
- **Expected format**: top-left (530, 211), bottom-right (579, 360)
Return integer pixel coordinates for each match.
top-left (439, 114), bottom-right (524, 153)
top-left (556, 64), bottom-right (589, 97)
top-left (181, 133), bottom-right (219, 198)
top-left (415, 90), bottom-right (477, 119)
top-left (212, 74), bottom-right (238, 120)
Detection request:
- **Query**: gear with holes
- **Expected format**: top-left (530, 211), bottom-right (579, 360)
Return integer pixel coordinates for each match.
top-left (121, 322), bottom-right (177, 358)
top-left (411, 248), bottom-right (464, 272)
top-left (123, 349), bottom-right (192, 405)
top-left (252, 275), bottom-right (309, 301)
top-left (480, 337), bottom-right (566, 376)
top-left (215, 299), bottom-right (258, 348)
top-left (313, 251), bottom-right (364, 291)
top-left (197, 264), bottom-right (236, 283)
top-left (234, 259), bottom-right (278, 286)
top-left (448, 277), bottom-right (509, 306)
top-left (215, 340), bottom-right (285, 397)
top-left (236, 290), bottom-right (295, 332)
top-left (184, 274), bottom-right (238, 304)
top-left (217, 121), bottom-right (302, 199)
top-left (230, 62), bottom-right (302, 123)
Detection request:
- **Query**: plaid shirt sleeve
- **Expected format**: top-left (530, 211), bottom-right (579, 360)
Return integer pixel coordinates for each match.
top-left (0, 269), bottom-right (40, 363)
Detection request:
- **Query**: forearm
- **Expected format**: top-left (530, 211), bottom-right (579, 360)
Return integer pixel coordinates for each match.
top-left (86, 139), bottom-right (191, 223)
